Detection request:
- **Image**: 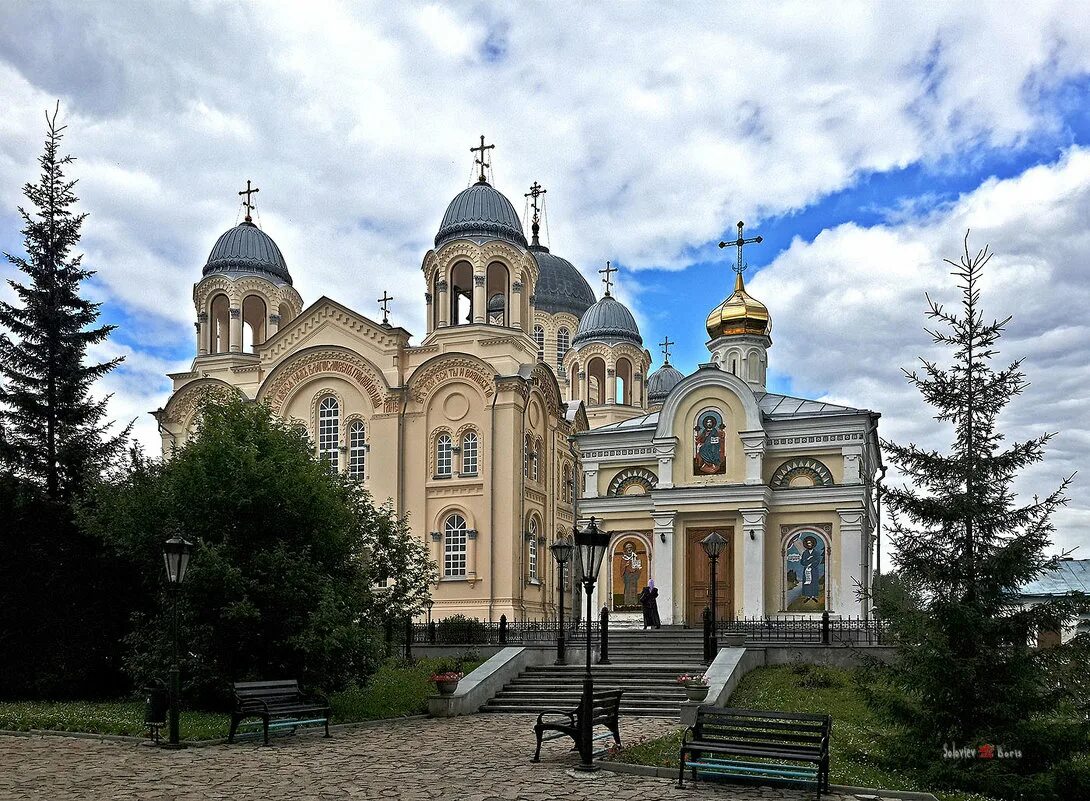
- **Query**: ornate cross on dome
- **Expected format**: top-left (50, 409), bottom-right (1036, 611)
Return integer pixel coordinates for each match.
top-left (599, 260), bottom-right (617, 296)
top-left (525, 181), bottom-right (547, 246)
top-left (378, 291), bottom-right (393, 325)
top-left (718, 220), bottom-right (763, 276)
top-left (660, 336), bottom-right (674, 365)
top-left (470, 135), bottom-right (495, 183)
top-left (238, 180), bottom-right (259, 223)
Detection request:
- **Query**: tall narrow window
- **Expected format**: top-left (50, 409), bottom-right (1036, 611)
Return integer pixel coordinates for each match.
top-left (436, 433), bottom-right (452, 477)
top-left (562, 463), bottom-right (573, 503)
top-left (532, 437), bottom-right (542, 482)
top-left (444, 514), bottom-right (468, 577)
top-left (528, 517), bottom-right (539, 580)
top-left (461, 430), bottom-right (478, 475)
top-left (556, 327), bottom-right (570, 369)
top-left (534, 325), bottom-right (545, 361)
top-left (348, 420), bottom-right (366, 480)
top-left (318, 396), bottom-right (340, 470)
top-left (523, 433), bottom-right (531, 479)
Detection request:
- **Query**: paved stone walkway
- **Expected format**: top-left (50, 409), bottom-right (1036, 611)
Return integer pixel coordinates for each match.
top-left (1, 714), bottom-right (879, 801)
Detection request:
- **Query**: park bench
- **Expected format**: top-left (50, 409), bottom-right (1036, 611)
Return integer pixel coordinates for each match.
top-left (532, 688), bottom-right (623, 763)
top-left (678, 706), bottom-right (831, 799)
top-left (228, 679), bottom-right (332, 746)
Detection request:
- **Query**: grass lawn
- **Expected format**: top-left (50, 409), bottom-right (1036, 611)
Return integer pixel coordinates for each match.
top-left (613, 664), bottom-right (999, 801)
top-left (0, 657), bottom-right (482, 742)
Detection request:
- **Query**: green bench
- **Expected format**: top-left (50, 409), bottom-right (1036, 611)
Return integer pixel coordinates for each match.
top-left (228, 679), bottom-right (331, 746)
top-left (678, 706), bottom-right (831, 799)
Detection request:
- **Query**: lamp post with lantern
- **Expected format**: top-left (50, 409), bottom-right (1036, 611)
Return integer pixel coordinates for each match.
top-left (700, 531), bottom-right (727, 662)
top-left (549, 536), bottom-right (574, 665)
top-left (573, 517), bottom-right (611, 771)
top-left (162, 535), bottom-right (193, 747)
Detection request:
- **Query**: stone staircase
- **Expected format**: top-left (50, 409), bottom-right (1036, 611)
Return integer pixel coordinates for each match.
top-left (480, 626), bottom-right (706, 717)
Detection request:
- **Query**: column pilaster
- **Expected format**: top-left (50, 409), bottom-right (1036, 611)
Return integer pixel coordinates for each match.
top-left (229, 307), bottom-right (242, 352)
top-left (472, 273), bottom-right (486, 324)
top-left (837, 507), bottom-right (865, 615)
top-left (740, 507), bottom-right (768, 617)
top-left (739, 430), bottom-right (766, 485)
top-left (652, 510), bottom-right (677, 625)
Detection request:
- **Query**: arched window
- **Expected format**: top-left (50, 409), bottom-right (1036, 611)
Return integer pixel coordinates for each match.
top-left (534, 325), bottom-right (545, 361)
top-left (278, 301), bottom-right (293, 327)
top-left (530, 436), bottom-right (540, 482)
top-left (556, 327), bottom-right (570, 369)
top-left (587, 357), bottom-right (607, 405)
top-left (523, 433), bottom-right (532, 479)
top-left (318, 396), bottom-right (340, 471)
top-left (486, 262), bottom-right (509, 326)
top-left (436, 433), bottom-right (453, 477)
top-left (616, 357), bottom-right (633, 405)
top-left (450, 261), bottom-right (473, 325)
top-left (527, 517), bottom-right (539, 580)
top-left (210, 293), bottom-right (231, 353)
top-left (242, 294), bottom-right (267, 352)
top-left (461, 430), bottom-right (478, 476)
top-left (444, 514), bottom-right (468, 577)
top-left (348, 420), bottom-right (366, 480)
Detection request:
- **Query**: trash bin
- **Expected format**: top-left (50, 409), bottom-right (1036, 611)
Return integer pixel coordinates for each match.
top-left (144, 683), bottom-right (168, 743)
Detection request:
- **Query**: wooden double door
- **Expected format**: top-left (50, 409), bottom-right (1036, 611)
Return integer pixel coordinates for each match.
top-left (685, 527), bottom-right (734, 625)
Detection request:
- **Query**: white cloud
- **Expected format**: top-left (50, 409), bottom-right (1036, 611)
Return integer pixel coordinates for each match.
top-left (751, 147), bottom-right (1090, 556)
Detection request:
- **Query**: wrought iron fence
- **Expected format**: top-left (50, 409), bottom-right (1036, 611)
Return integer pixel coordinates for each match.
top-left (406, 615), bottom-right (598, 646)
top-left (716, 613), bottom-right (888, 645)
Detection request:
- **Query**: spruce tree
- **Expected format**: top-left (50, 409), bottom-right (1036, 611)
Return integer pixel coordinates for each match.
top-left (0, 103), bottom-right (127, 502)
top-left (0, 105), bottom-right (130, 696)
top-left (881, 234), bottom-right (1087, 794)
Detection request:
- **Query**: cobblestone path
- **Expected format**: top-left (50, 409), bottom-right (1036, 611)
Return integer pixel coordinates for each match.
top-left (2, 714), bottom-right (876, 801)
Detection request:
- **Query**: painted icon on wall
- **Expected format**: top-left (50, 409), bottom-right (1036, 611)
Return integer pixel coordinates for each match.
top-left (783, 529), bottom-right (827, 612)
top-left (612, 537), bottom-right (648, 610)
top-left (693, 409), bottom-right (727, 475)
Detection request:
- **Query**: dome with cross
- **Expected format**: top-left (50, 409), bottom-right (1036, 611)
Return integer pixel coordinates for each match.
top-left (203, 220), bottom-right (292, 285)
top-left (434, 181), bottom-right (528, 249)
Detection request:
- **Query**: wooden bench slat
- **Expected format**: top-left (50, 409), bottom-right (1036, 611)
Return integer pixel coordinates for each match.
top-left (686, 758), bottom-right (819, 779)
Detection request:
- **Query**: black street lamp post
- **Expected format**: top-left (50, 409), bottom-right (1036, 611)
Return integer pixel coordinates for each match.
top-left (573, 517), bottom-right (611, 772)
top-left (162, 535), bottom-right (193, 748)
top-left (549, 536), bottom-right (574, 665)
top-left (700, 531), bottom-right (727, 663)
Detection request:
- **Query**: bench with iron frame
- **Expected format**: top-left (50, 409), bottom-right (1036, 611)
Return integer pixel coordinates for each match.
top-left (532, 688), bottom-right (623, 763)
top-left (678, 706), bottom-right (831, 799)
top-left (228, 679), bottom-right (332, 746)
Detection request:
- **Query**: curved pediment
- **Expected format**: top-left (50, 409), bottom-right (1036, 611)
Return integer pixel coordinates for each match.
top-left (654, 364), bottom-right (762, 439)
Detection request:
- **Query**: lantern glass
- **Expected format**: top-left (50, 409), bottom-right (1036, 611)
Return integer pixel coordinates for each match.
top-left (550, 536), bottom-right (574, 566)
top-left (700, 530), bottom-right (727, 560)
top-left (162, 536), bottom-right (193, 586)
top-left (574, 518), bottom-right (611, 584)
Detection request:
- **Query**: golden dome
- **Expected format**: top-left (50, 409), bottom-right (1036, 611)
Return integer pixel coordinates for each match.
top-left (705, 272), bottom-right (771, 339)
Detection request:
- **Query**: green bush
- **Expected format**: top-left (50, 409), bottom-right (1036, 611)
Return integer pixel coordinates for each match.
top-left (435, 614), bottom-right (488, 644)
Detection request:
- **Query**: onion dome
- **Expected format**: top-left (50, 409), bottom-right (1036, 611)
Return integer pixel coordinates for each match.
top-left (530, 245), bottom-right (596, 317)
top-left (434, 180), bottom-right (527, 249)
top-left (203, 221), bottom-right (292, 285)
top-left (705, 272), bottom-right (770, 339)
top-left (648, 362), bottom-right (685, 405)
top-left (573, 294), bottom-right (642, 347)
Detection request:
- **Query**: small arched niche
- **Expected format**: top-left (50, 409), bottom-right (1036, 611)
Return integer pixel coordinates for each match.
top-left (486, 262), bottom-right (508, 326)
top-left (587, 356), bottom-right (607, 406)
top-left (209, 293), bottom-right (231, 353)
top-left (450, 260), bottom-right (473, 326)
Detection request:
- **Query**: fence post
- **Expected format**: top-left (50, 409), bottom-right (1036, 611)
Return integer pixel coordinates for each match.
top-left (598, 606), bottom-right (610, 664)
top-left (384, 617), bottom-right (393, 657)
top-left (703, 607), bottom-right (714, 662)
top-left (499, 614), bottom-right (508, 645)
top-left (428, 619), bottom-right (437, 644)
top-left (404, 617), bottom-right (413, 661)
top-left (821, 610), bottom-right (830, 645)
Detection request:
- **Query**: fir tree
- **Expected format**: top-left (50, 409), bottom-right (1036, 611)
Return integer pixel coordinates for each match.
top-left (0, 103), bottom-right (128, 502)
top-left (881, 234), bottom-right (1087, 794)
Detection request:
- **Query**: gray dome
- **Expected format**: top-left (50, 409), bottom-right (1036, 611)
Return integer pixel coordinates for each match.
top-left (530, 245), bottom-right (596, 317)
top-left (435, 181), bottom-right (527, 249)
top-left (647, 363), bottom-right (685, 405)
top-left (572, 294), bottom-right (642, 347)
top-left (203, 221), bottom-right (292, 285)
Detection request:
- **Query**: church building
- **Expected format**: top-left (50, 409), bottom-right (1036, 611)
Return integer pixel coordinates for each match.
top-left (155, 140), bottom-right (882, 626)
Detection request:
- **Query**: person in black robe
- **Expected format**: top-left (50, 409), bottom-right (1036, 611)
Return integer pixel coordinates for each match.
top-left (638, 583), bottom-right (661, 629)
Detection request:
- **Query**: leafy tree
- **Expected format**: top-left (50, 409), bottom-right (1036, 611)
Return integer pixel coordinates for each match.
top-left (880, 234), bottom-right (1089, 799)
top-left (0, 105), bottom-right (131, 697)
top-left (82, 397), bottom-right (437, 706)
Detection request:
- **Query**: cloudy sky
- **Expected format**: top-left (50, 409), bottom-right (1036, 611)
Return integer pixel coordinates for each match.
top-left (1, 2), bottom-right (1088, 556)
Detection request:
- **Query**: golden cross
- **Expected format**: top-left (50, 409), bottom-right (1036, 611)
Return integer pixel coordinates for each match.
top-left (238, 180), bottom-right (259, 222)
top-left (378, 291), bottom-right (393, 325)
top-left (470, 135), bottom-right (495, 183)
top-left (718, 220), bottom-right (763, 276)
top-left (599, 260), bottom-right (617, 296)
top-left (660, 336), bottom-right (674, 364)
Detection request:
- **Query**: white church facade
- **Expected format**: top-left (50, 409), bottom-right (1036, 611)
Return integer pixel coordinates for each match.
top-left (155, 141), bottom-right (882, 625)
